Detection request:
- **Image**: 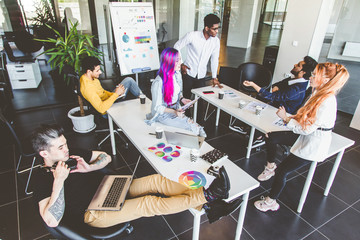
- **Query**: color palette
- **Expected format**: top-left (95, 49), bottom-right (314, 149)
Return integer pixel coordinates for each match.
top-left (147, 143), bottom-right (182, 162)
top-left (179, 171), bottom-right (206, 189)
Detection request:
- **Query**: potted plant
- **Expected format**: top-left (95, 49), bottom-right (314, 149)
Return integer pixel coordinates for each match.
top-left (30, 0), bottom-right (58, 50)
top-left (37, 21), bottom-right (102, 133)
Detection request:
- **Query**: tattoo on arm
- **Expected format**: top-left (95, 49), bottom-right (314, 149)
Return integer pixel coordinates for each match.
top-left (49, 187), bottom-right (65, 221)
top-left (93, 153), bottom-right (108, 165)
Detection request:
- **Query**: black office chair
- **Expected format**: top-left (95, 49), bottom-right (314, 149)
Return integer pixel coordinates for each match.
top-left (3, 38), bottom-right (35, 63)
top-left (0, 108), bottom-right (40, 195)
top-left (228, 63), bottom-right (272, 147)
top-left (30, 166), bottom-right (134, 239)
top-left (63, 65), bottom-right (128, 150)
top-left (43, 220), bottom-right (133, 240)
top-left (203, 66), bottom-right (240, 121)
top-left (238, 62), bottom-right (272, 94)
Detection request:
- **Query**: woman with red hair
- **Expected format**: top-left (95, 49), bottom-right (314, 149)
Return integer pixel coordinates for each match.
top-left (146, 48), bottom-right (206, 137)
top-left (254, 62), bottom-right (349, 212)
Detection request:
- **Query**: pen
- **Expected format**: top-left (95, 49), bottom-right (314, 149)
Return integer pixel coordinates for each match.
top-left (149, 133), bottom-right (156, 135)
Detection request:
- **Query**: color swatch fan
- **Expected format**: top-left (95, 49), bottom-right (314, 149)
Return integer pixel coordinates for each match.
top-left (178, 171), bottom-right (206, 189)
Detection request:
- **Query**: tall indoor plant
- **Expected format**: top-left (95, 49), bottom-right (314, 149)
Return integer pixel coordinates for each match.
top-left (38, 21), bottom-right (102, 132)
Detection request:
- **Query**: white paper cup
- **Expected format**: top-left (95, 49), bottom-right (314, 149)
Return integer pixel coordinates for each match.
top-left (190, 149), bottom-right (200, 162)
top-left (255, 106), bottom-right (262, 115)
top-left (239, 100), bottom-right (246, 109)
top-left (155, 127), bottom-right (163, 139)
top-left (218, 91), bottom-right (224, 99)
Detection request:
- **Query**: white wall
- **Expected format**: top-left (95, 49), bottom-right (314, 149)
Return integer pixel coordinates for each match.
top-left (94, 0), bottom-right (111, 45)
top-left (227, 0), bottom-right (258, 48)
top-left (253, 0), bottom-right (264, 34)
top-left (273, 0), bottom-right (334, 82)
top-left (328, 0), bottom-right (360, 61)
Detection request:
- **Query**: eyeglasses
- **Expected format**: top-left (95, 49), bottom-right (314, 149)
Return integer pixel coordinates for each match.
top-left (210, 27), bottom-right (220, 31)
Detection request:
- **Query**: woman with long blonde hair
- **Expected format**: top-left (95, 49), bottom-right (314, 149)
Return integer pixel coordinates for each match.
top-left (254, 62), bottom-right (349, 212)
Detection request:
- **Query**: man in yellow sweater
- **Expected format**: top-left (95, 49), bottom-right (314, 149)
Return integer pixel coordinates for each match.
top-left (80, 56), bottom-right (142, 115)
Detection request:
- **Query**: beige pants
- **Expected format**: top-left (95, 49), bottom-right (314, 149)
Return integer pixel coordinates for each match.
top-left (84, 174), bottom-right (207, 228)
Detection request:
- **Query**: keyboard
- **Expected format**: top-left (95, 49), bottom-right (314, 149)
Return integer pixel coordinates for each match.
top-left (102, 177), bottom-right (127, 208)
top-left (200, 149), bottom-right (227, 164)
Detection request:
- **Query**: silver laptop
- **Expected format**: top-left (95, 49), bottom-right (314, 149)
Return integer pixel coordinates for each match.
top-left (164, 131), bottom-right (205, 149)
top-left (87, 156), bottom-right (141, 211)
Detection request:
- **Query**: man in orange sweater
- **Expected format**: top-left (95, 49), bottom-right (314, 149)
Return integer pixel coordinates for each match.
top-left (80, 56), bottom-right (142, 115)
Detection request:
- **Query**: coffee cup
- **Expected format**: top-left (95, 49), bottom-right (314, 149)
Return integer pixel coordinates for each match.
top-left (190, 149), bottom-right (200, 162)
top-left (155, 127), bottom-right (163, 139)
top-left (255, 105), bottom-right (262, 115)
top-left (218, 91), bottom-right (224, 99)
top-left (239, 100), bottom-right (246, 109)
top-left (140, 94), bottom-right (146, 104)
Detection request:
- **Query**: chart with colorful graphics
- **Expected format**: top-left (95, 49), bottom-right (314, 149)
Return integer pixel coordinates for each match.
top-left (109, 2), bottom-right (159, 76)
top-left (147, 143), bottom-right (182, 162)
top-left (179, 171), bottom-right (207, 189)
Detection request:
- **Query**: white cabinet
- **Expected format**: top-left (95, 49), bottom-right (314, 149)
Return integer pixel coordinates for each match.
top-left (6, 61), bottom-right (42, 89)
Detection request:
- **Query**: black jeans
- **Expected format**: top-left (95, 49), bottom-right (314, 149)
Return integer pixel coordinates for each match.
top-left (269, 153), bottom-right (310, 199)
top-left (182, 74), bottom-right (207, 99)
top-left (266, 131), bottom-right (299, 163)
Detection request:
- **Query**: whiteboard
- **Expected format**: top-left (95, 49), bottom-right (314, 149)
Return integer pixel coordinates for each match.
top-left (109, 2), bottom-right (160, 76)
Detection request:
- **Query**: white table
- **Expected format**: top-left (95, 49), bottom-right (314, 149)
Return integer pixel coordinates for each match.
top-left (107, 99), bottom-right (259, 240)
top-left (192, 85), bottom-right (285, 158)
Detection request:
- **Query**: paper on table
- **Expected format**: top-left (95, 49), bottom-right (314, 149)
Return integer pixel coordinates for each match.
top-left (273, 117), bottom-right (289, 130)
top-left (224, 90), bottom-right (239, 99)
top-left (180, 96), bottom-right (200, 111)
top-left (245, 101), bottom-right (268, 112)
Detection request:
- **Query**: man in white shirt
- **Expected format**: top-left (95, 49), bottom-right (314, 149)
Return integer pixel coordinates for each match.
top-left (174, 14), bottom-right (222, 98)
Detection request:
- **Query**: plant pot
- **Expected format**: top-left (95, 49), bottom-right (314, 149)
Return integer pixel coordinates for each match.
top-left (68, 106), bottom-right (96, 133)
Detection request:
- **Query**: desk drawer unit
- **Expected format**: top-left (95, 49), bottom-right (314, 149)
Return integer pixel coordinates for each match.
top-left (6, 61), bottom-right (42, 89)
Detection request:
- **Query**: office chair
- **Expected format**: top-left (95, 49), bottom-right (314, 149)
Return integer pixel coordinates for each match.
top-left (228, 63), bottom-right (272, 148)
top-left (0, 109), bottom-right (40, 195)
top-left (32, 166), bottom-right (134, 239)
top-left (238, 62), bottom-right (272, 94)
top-left (64, 65), bottom-right (128, 150)
top-left (3, 38), bottom-right (35, 63)
top-left (203, 66), bottom-right (240, 121)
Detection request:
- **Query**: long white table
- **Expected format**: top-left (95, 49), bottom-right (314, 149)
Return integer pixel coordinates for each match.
top-left (107, 98), bottom-right (259, 240)
top-left (192, 85), bottom-right (355, 213)
top-left (192, 85), bottom-right (285, 158)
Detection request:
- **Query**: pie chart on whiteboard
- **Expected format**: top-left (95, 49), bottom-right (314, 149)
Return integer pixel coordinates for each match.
top-left (178, 171), bottom-right (206, 189)
top-left (122, 33), bottom-right (130, 43)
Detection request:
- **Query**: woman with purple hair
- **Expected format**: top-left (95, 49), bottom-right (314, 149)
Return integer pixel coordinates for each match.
top-left (146, 48), bottom-right (206, 137)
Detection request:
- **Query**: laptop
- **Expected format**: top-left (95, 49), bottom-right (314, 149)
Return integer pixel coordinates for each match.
top-left (164, 131), bottom-right (205, 149)
top-left (87, 155), bottom-right (141, 211)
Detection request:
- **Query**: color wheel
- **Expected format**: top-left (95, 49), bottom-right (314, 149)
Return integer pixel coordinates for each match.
top-left (179, 171), bottom-right (206, 189)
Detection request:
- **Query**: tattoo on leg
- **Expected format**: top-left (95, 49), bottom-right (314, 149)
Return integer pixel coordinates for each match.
top-left (93, 153), bottom-right (107, 165)
top-left (49, 187), bottom-right (65, 221)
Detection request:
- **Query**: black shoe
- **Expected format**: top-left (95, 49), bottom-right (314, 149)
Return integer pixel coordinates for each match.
top-left (205, 198), bottom-right (243, 223)
top-left (205, 166), bottom-right (230, 200)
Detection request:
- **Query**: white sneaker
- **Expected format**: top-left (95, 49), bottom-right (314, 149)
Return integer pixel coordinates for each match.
top-left (229, 124), bottom-right (247, 134)
top-left (257, 164), bottom-right (277, 181)
top-left (199, 127), bottom-right (207, 138)
top-left (254, 196), bottom-right (280, 212)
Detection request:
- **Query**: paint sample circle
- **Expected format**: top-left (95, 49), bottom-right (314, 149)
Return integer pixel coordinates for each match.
top-left (148, 147), bottom-right (157, 152)
top-left (155, 151), bottom-right (165, 157)
top-left (170, 151), bottom-right (180, 157)
top-left (162, 156), bottom-right (173, 162)
top-left (163, 146), bottom-right (173, 153)
top-left (178, 171), bottom-right (206, 189)
top-left (156, 143), bottom-right (166, 148)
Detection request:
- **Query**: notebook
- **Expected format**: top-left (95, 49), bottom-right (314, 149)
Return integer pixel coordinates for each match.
top-left (87, 155), bottom-right (141, 211)
top-left (164, 131), bottom-right (205, 149)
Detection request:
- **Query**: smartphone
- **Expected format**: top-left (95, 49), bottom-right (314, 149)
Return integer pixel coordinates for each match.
top-left (203, 91), bottom-right (214, 94)
top-left (52, 158), bottom-right (78, 170)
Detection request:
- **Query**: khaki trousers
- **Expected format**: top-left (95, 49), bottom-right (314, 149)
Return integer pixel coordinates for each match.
top-left (84, 174), bottom-right (207, 228)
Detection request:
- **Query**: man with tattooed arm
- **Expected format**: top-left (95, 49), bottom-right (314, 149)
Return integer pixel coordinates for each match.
top-left (31, 124), bottom-right (242, 229)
